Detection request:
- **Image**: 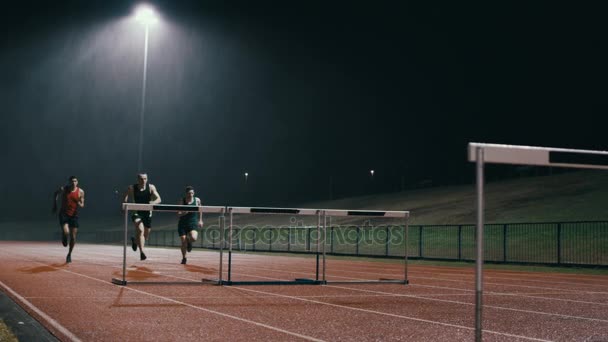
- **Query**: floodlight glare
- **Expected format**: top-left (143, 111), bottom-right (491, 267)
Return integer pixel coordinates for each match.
top-left (134, 4), bottom-right (158, 25)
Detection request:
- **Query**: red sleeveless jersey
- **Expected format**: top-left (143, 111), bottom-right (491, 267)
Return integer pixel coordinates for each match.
top-left (61, 187), bottom-right (80, 216)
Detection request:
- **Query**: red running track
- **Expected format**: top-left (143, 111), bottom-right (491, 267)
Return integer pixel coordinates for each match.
top-left (0, 241), bottom-right (607, 341)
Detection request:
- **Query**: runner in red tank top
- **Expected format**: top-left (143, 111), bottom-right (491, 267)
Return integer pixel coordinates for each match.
top-left (53, 176), bottom-right (85, 263)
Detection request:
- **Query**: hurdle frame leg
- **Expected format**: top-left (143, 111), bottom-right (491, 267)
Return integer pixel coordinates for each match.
top-left (111, 207), bottom-right (128, 286)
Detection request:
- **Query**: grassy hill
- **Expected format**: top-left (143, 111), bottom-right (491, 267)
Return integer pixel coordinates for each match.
top-left (303, 170), bottom-right (608, 225)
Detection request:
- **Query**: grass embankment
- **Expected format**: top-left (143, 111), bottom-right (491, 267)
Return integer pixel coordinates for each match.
top-left (0, 319), bottom-right (18, 342)
top-left (305, 170), bottom-right (608, 224)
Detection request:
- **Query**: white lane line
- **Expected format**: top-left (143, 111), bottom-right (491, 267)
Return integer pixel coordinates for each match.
top-left (226, 263), bottom-right (608, 306)
top-left (0, 253), bottom-right (325, 342)
top-left (410, 283), bottom-right (608, 306)
top-left (325, 285), bottom-right (608, 323)
top-left (321, 267), bottom-right (608, 294)
top-left (406, 269), bottom-right (608, 288)
top-left (15, 245), bottom-right (608, 312)
top-left (0, 280), bottom-right (82, 342)
top-left (19, 247), bottom-right (608, 309)
top-left (230, 286), bottom-right (553, 342)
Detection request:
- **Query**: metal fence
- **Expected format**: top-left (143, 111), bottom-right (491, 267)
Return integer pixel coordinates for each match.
top-left (33, 220), bottom-right (608, 267)
top-left (179, 221), bottom-right (607, 267)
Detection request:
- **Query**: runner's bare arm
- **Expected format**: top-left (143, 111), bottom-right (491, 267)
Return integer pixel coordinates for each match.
top-left (197, 197), bottom-right (204, 228)
top-left (121, 186), bottom-right (133, 210)
top-left (52, 186), bottom-right (63, 213)
top-left (149, 184), bottom-right (162, 204)
top-left (79, 189), bottom-right (85, 208)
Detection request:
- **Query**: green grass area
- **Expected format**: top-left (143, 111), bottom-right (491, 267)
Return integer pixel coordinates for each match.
top-left (304, 169), bottom-right (608, 225)
top-left (0, 319), bottom-right (18, 342)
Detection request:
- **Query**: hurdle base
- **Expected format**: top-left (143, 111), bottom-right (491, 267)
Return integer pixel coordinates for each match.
top-left (324, 279), bottom-right (408, 285)
top-left (111, 278), bottom-right (127, 286)
top-left (221, 278), bottom-right (325, 286)
top-left (201, 278), bottom-right (222, 285)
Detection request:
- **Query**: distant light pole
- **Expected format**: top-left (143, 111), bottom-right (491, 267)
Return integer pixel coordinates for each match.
top-left (369, 169), bottom-right (375, 194)
top-left (243, 172), bottom-right (249, 204)
top-left (134, 4), bottom-right (158, 172)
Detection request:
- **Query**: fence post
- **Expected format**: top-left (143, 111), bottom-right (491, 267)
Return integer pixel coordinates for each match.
top-left (306, 228), bottom-right (311, 251)
top-left (557, 223), bottom-right (562, 265)
top-left (385, 226), bottom-right (390, 256)
top-left (331, 226), bottom-right (335, 253)
top-left (503, 224), bottom-right (508, 262)
top-left (419, 226), bottom-right (423, 258)
top-left (458, 225), bottom-right (462, 260)
top-left (235, 229), bottom-right (240, 250)
top-left (269, 229), bottom-right (273, 252)
top-left (356, 226), bottom-right (360, 256)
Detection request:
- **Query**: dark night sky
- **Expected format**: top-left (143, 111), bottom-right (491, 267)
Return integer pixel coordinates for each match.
top-left (0, 1), bottom-right (606, 219)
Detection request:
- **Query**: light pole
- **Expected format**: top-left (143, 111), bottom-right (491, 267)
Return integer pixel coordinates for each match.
top-left (134, 4), bottom-right (158, 173)
top-left (243, 172), bottom-right (249, 204)
top-left (369, 169), bottom-right (375, 194)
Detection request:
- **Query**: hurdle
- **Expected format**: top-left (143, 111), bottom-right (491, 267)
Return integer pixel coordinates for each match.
top-left (222, 207), bottom-right (325, 285)
top-left (111, 203), bottom-right (410, 286)
top-left (468, 142), bottom-right (608, 342)
top-left (221, 206), bottom-right (410, 286)
top-left (111, 203), bottom-right (226, 285)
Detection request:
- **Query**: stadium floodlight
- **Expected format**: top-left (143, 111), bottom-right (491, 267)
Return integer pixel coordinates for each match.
top-left (134, 4), bottom-right (158, 26)
top-left (468, 142), bottom-right (608, 342)
top-left (132, 3), bottom-right (158, 172)
top-left (244, 172), bottom-right (249, 182)
top-left (370, 170), bottom-right (375, 177)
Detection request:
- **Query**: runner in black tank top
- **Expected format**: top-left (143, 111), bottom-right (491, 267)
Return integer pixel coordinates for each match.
top-left (177, 186), bottom-right (203, 264)
top-left (122, 173), bottom-right (162, 261)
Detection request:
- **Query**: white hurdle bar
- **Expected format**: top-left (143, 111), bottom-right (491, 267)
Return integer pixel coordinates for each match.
top-left (112, 203), bottom-right (226, 286)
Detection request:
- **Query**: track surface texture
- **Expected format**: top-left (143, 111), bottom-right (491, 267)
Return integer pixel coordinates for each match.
top-left (0, 241), bottom-right (607, 341)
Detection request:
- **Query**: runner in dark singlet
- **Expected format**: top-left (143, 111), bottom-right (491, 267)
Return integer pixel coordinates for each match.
top-left (52, 176), bottom-right (85, 263)
top-left (177, 186), bottom-right (203, 264)
top-left (122, 173), bottom-right (161, 260)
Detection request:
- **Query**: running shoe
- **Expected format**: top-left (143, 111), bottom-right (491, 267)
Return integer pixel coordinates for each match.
top-left (187, 240), bottom-right (193, 253)
top-left (181, 258), bottom-right (187, 265)
top-left (140, 252), bottom-right (147, 261)
top-left (131, 236), bottom-right (137, 251)
top-left (66, 254), bottom-right (71, 263)
top-left (62, 233), bottom-right (68, 247)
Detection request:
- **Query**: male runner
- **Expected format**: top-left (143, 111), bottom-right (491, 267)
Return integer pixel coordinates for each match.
top-left (52, 176), bottom-right (85, 263)
top-left (177, 186), bottom-right (203, 264)
top-left (122, 173), bottom-right (161, 260)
